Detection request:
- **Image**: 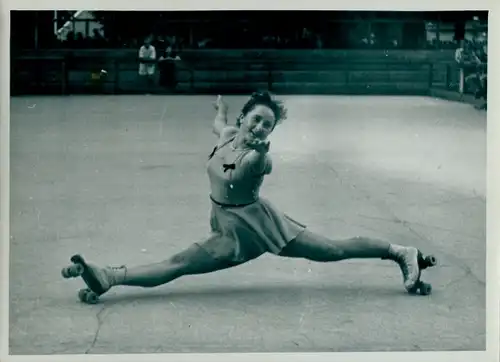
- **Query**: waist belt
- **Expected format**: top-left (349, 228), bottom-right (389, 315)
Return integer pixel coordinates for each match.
top-left (210, 195), bottom-right (257, 208)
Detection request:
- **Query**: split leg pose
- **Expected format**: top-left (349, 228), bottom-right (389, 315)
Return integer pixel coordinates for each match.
top-left (62, 91), bottom-right (436, 304)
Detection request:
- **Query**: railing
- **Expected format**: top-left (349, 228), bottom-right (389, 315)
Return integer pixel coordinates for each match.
top-left (10, 54), bottom-right (462, 96)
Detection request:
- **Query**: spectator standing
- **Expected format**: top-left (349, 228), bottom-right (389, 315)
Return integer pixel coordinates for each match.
top-left (470, 38), bottom-right (487, 109)
top-left (455, 39), bottom-right (487, 110)
top-left (158, 38), bottom-right (182, 91)
top-left (138, 36), bottom-right (157, 92)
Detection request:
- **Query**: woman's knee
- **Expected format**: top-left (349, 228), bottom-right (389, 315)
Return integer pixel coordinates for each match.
top-left (280, 230), bottom-right (346, 262)
top-left (169, 241), bottom-right (242, 276)
top-left (167, 243), bottom-right (211, 273)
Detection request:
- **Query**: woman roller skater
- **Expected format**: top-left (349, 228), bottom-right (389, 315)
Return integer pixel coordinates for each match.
top-left (62, 91), bottom-right (436, 304)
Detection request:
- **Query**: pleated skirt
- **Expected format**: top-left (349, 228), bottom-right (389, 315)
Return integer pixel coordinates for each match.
top-left (200, 197), bottom-right (307, 263)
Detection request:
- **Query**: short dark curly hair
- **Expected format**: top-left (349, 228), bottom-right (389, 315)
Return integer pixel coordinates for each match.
top-left (236, 91), bottom-right (287, 128)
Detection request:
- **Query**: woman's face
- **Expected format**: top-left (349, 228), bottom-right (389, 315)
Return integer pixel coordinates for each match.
top-left (240, 104), bottom-right (276, 143)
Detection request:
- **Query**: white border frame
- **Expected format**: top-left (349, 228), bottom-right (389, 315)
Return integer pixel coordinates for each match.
top-left (1, 1), bottom-right (498, 362)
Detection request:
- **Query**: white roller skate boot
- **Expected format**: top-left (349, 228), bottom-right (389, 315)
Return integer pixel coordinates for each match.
top-left (386, 245), bottom-right (420, 292)
top-left (62, 254), bottom-right (128, 304)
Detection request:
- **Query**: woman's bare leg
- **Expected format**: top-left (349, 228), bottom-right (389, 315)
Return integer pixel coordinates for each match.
top-left (78, 234), bottom-right (248, 294)
top-left (279, 229), bottom-right (392, 261)
top-left (120, 242), bottom-right (242, 287)
top-left (279, 229), bottom-right (421, 290)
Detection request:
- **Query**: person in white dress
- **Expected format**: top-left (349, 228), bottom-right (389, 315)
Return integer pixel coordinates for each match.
top-left (138, 36), bottom-right (157, 91)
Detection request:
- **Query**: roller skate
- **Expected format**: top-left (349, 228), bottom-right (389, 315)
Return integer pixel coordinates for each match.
top-left (61, 254), bottom-right (127, 304)
top-left (384, 245), bottom-right (437, 296)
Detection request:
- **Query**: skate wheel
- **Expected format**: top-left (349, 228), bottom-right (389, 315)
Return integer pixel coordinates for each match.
top-left (70, 254), bottom-right (85, 265)
top-left (78, 288), bottom-right (89, 301)
top-left (61, 264), bottom-right (84, 278)
top-left (419, 283), bottom-right (432, 296)
top-left (85, 291), bottom-right (99, 304)
top-left (78, 288), bottom-right (99, 304)
top-left (418, 253), bottom-right (437, 270)
top-left (407, 285), bottom-right (419, 295)
top-left (425, 256), bottom-right (437, 267)
top-left (61, 266), bottom-right (71, 278)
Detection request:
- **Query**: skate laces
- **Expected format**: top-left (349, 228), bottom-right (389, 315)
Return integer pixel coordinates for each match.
top-left (106, 265), bottom-right (127, 285)
top-left (395, 248), bottom-right (419, 288)
top-left (395, 254), bottom-right (410, 280)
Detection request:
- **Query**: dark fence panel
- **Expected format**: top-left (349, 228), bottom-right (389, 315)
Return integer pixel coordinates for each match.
top-left (11, 49), bottom-right (459, 96)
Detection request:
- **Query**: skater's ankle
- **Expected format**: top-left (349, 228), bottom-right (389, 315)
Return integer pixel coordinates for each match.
top-left (384, 244), bottom-right (415, 260)
top-left (106, 265), bottom-right (128, 286)
top-left (389, 244), bottom-right (405, 254)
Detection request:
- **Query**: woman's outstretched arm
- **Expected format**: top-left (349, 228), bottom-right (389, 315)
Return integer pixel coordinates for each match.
top-left (212, 95), bottom-right (234, 137)
top-left (244, 140), bottom-right (273, 175)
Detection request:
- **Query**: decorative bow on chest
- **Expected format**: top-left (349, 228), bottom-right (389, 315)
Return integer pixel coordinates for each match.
top-left (222, 163), bottom-right (236, 172)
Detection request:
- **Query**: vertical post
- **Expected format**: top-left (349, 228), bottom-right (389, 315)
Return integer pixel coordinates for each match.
top-left (114, 59), bottom-right (120, 94)
top-left (34, 11), bottom-right (39, 49)
top-left (445, 63), bottom-right (450, 90)
top-left (459, 68), bottom-right (464, 94)
top-left (189, 26), bottom-right (194, 48)
top-left (190, 68), bottom-right (194, 91)
top-left (428, 62), bottom-right (434, 90)
top-left (61, 58), bottom-right (67, 95)
top-left (54, 11), bottom-right (58, 36)
top-left (267, 61), bottom-right (272, 92)
top-left (435, 22), bottom-right (440, 49)
top-left (435, 13), bottom-right (441, 49)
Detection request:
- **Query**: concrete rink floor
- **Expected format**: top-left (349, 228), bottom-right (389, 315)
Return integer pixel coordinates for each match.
top-left (9, 94), bottom-right (486, 354)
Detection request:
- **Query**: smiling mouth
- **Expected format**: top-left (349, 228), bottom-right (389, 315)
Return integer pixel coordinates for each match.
top-left (250, 131), bottom-right (262, 139)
